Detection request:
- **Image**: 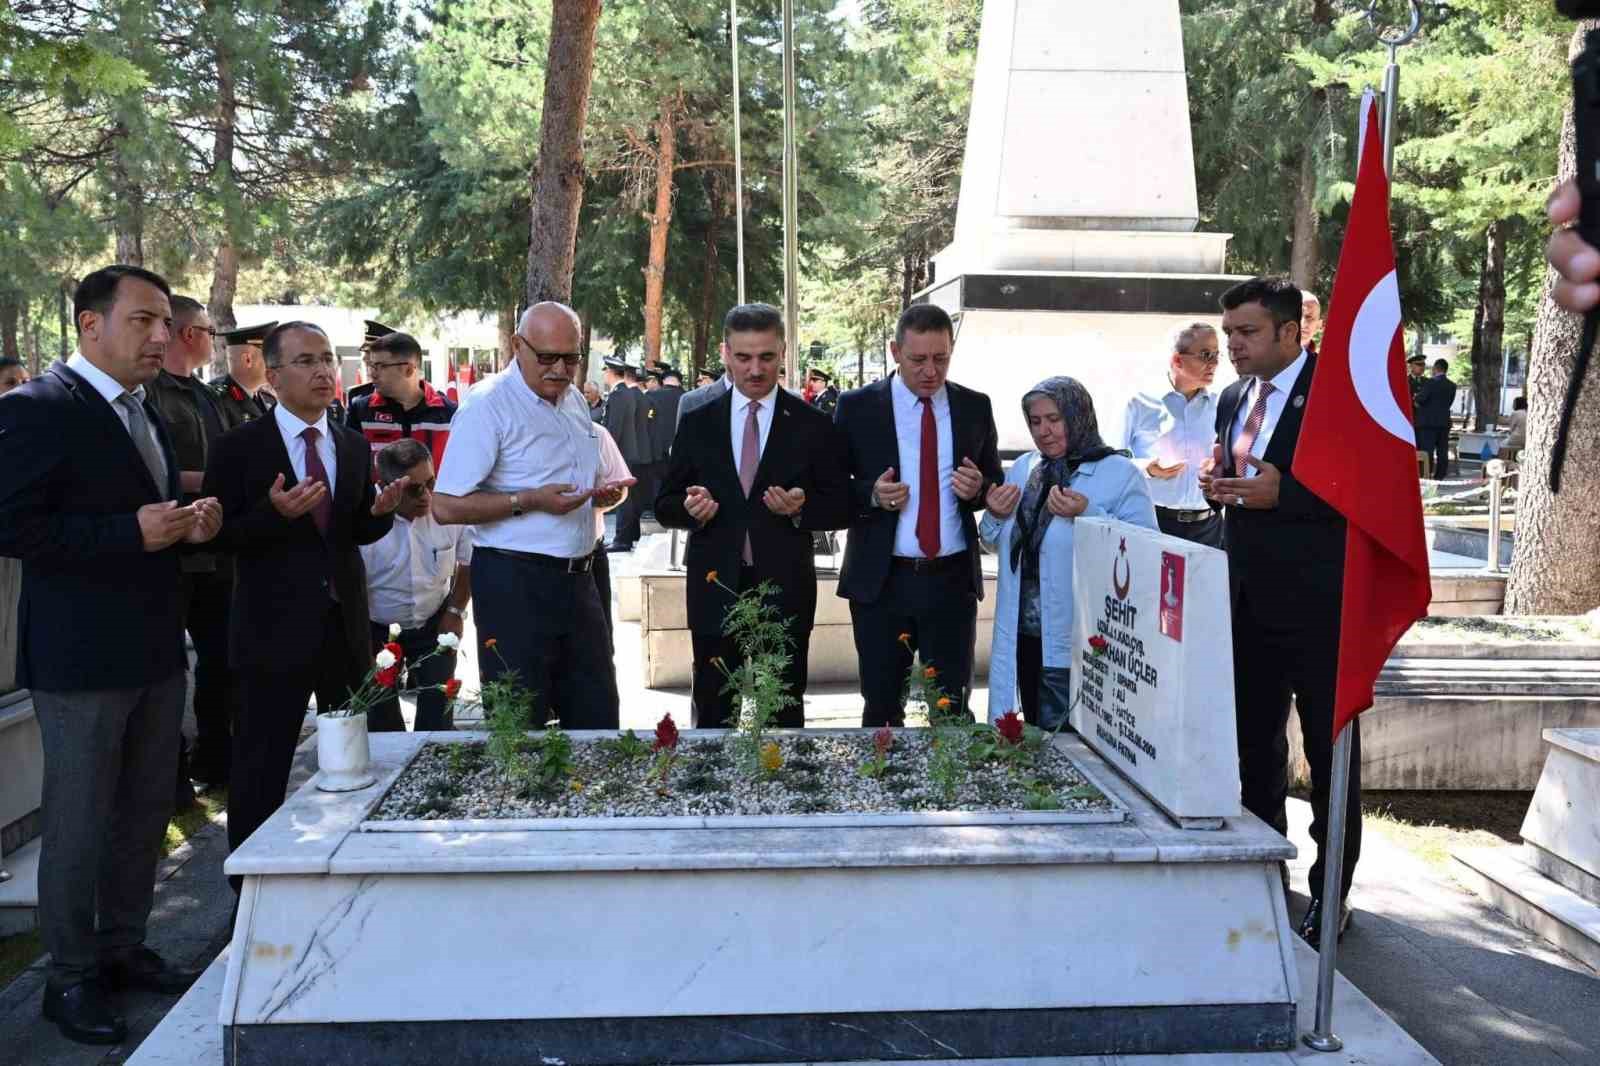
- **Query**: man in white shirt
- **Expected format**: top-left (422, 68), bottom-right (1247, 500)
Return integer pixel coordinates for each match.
top-left (362, 439), bottom-right (473, 730)
top-left (433, 303), bottom-right (632, 728)
top-left (1122, 322), bottom-right (1223, 548)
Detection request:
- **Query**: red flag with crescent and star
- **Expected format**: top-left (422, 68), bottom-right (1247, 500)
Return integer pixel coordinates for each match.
top-left (1292, 91), bottom-right (1431, 739)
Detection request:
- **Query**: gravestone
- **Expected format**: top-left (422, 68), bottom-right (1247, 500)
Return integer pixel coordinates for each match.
top-left (1070, 517), bottom-right (1241, 828)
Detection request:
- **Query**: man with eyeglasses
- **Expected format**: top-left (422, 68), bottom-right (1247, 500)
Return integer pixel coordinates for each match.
top-left (203, 321), bottom-right (408, 888)
top-left (1120, 322), bottom-right (1225, 549)
top-left (145, 296), bottom-right (236, 793)
top-left (345, 330), bottom-right (456, 480)
top-left (433, 303), bottom-right (631, 728)
top-left (361, 438), bottom-right (472, 731)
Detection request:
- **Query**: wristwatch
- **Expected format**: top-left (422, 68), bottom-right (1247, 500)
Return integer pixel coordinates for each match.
top-left (508, 492), bottom-right (524, 517)
top-left (444, 605), bottom-right (466, 618)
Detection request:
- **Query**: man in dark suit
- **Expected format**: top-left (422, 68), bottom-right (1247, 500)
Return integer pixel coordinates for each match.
top-left (604, 359), bottom-right (652, 551)
top-left (656, 304), bottom-right (850, 728)
top-left (833, 303), bottom-right (1002, 726)
top-left (1200, 276), bottom-right (1359, 949)
top-left (1414, 358), bottom-right (1458, 478)
top-left (203, 321), bottom-right (407, 890)
top-left (0, 265), bottom-right (222, 1044)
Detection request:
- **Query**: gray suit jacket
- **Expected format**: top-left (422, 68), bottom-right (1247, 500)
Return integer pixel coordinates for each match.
top-left (676, 374), bottom-right (730, 430)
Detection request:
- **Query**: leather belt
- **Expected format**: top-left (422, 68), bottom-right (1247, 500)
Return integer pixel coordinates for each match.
top-left (480, 546), bottom-right (594, 574)
top-left (1157, 507), bottom-right (1214, 524)
top-left (890, 551), bottom-right (970, 576)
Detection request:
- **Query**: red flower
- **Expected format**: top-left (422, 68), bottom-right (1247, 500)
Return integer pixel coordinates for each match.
top-left (1088, 635), bottom-right (1110, 656)
top-left (443, 678), bottom-right (462, 699)
top-left (873, 726), bottom-right (894, 756)
top-left (375, 665), bottom-right (400, 689)
top-left (654, 713), bottom-right (680, 752)
top-left (384, 641), bottom-right (404, 661)
top-left (995, 711), bottom-right (1025, 745)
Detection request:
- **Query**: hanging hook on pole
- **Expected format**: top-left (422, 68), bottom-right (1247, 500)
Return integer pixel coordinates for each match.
top-left (729, 0), bottom-right (746, 305)
top-left (1365, 0), bottom-right (1425, 180)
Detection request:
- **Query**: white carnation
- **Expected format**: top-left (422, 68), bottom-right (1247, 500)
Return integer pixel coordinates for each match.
top-left (389, 623), bottom-right (402, 639)
top-left (375, 649), bottom-right (398, 670)
top-left (437, 632), bottom-right (461, 650)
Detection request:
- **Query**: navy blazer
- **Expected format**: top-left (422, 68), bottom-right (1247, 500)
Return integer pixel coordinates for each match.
top-left (832, 375), bottom-right (1002, 603)
top-left (0, 363), bottom-right (187, 691)
top-left (203, 412), bottom-right (393, 678)
top-left (654, 387), bottom-right (850, 636)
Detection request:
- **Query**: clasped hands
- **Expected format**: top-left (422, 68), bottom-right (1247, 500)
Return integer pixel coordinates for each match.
top-left (683, 483), bottom-right (805, 525)
top-left (982, 482), bottom-right (1088, 521)
top-left (137, 498), bottom-right (223, 552)
top-left (1198, 444), bottom-right (1280, 510)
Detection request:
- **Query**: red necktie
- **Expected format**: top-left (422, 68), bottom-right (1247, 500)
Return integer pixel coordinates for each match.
top-left (300, 426), bottom-right (334, 535)
top-left (1231, 381), bottom-right (1274, 477)
top-left (917, 397), bottom-right (940, 558)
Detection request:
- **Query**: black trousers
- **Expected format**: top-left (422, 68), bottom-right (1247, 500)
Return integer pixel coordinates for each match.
top-left (473, 548), bottom-right (619, 729)
top-left (614, 461), bottom-right (660, 546)
top-left (1155, 507), bottom-right (1225, 549)
top-left (1016, 633), bottom-right (1074, 731)
top-left (850, 556), bottom-right (978, 727)
top-left (689, 565), bottom-right (810, 729)
top-left (369, 612), bottom-right (457, 732)
top-left (591, 537), bottom-right (613, 643)
top-left (230, 602), bottom-right (363, 891)
top-left (1231, 589), bottom-right (1362, 902)
top-left (180, 568), bottom-right (236, 782)
top-left (1416, 426), bottom-right (1450, 479)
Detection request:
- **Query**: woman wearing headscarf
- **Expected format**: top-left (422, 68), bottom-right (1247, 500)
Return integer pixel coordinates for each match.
top-left (980, 377), bottom-right (1157, 729)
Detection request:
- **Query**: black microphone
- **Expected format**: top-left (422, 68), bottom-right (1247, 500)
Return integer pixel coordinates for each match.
top-left (1551, 9), bottom-right (1600, 490)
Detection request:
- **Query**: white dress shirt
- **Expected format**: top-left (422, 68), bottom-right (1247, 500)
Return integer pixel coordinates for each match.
top-left (67, 352), bottom-right (169, 483)
top-left (890, 373), bottom-right (966, 558)
top-left (1229, 350), bottom-right (1309, 478)
top-left (593, 424), bottom-right (633, 541)
top-left (272, 402), bottom-right (338, 487)
top-left (729, 384), bottom-right (778, 477)
top-left (435, 361), bottom-right (600, 558)
top-left (361, 513), bottom-right (474, 629)
top-left (1122, 385), bottom-right (1217, 510)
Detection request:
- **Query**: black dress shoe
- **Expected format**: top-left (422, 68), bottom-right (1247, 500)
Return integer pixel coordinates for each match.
top-left (1298, 897), bottom-right (1353, 949)
top-left (42, 980), bottom-right (127, 1045)
top-left (102, 946), bottom-right (202, 994)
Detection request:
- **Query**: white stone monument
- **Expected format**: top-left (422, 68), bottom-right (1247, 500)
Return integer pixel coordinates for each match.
top-left (933, 0), bottom-right (1246, 451)
top-left (1070, 517), bottom-right (1240, 828)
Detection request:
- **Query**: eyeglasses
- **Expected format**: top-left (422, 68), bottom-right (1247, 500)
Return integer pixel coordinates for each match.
top-left (274, 354), bottom-right (338, 371)
top-left (514, 335), bottom-right (581, 367)
top-left (1180, 349), bottom-right (1221, 365)
top-left (368, 360), bottom-right (414, 372)
top-left (403, 479), bottom-right (436, 499)
top-left (186, 324), bottom-right (217, 338)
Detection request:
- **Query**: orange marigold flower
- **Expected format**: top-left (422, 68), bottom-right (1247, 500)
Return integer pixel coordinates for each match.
top-left (924, 666), bottom-right (938, 679)
top-left (936, 696), bottom-right (951, 709)
top-left (485, 638), bottom-right (498, 649)
top-left (897, 632), bottom-right (912, 646)
top-left (706, 569), bottom-right (719, 584)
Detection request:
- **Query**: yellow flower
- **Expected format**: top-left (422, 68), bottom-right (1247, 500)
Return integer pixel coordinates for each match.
top-left (570, 779), bottom-right (585, 793)
top-left (924, 666), bottom-right (938, 679)
top-left (936, 696), bottom-right (951, 710)
top-left (706, 569), bottom-right (719, 584)
top-left (759, 741), bottom-right (783, 772)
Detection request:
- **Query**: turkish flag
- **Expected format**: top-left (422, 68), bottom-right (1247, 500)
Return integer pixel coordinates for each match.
top-left (446, 357), bottom-right (458, 404)
top-left (1293, 92), bottom-right (1432, 739)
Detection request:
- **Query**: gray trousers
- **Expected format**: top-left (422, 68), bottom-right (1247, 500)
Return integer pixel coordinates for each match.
top-left (33, 671), bottom-right (186, 983)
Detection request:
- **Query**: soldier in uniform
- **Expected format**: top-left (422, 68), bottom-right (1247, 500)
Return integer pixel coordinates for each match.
top-left (807, 366), bottom-right (840, 416)
top-left (347, 319), bottom-right (394, 411)
top-left (604, 359), bottom-right (653, 551)
top-left (345, 329), bottom-right (457, 479)
top-left (145, 297), bottom-right (235, 794)
top-left (211, 322), bottom-right (276, 430)
top-left (642, 366), bottom-right (684, 526)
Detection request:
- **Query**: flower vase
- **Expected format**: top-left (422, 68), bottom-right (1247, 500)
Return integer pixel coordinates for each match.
top-left (316, 712), bottom-right (377, 792)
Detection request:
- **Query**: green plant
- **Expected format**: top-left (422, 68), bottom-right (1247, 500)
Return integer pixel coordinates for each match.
top-left (858, 726), bottom-right (895, 778)
top-left (648, 714), bottom-right (681, 790)
top-left (706, 574), bottom-right (797, 777)
top-left (1022, 780), bottom-right (1064, 811)
top-left (596, 730), bottom-right (651, 763)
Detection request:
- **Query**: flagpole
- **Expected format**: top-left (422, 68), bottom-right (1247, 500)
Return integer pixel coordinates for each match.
top-left (1304, 4), bottom-right (1424, 1054)
top-left (729, 0), bottom-right (746, 305)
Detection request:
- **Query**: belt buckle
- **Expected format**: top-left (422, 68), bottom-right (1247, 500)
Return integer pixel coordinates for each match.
top-left (567, 554), bottom-right (590, 574)
top-left (914, 557), bottom-right (934, 575)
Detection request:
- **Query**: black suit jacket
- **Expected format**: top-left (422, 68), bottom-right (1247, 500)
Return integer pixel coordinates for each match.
top-left (0, 363), bottom-right (187, 690)
top-left (202, 412), bottom-right (393, 677)
top-left (604, 385), bottom-right (651, 466)
top-left (832, 375), bottom-right (1002, 603)
top-left (655, 388), bottom-right (850, 637)
top-left (1414, 375), bottom-right (1457, 429)
top-left (645, 384), bottom-right (684, 462)
top-left (1213, 356), bottom-right (1346, 632)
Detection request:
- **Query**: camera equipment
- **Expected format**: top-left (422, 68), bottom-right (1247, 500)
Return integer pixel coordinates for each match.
top-left (1552, 1), bottom-right (1600, 489)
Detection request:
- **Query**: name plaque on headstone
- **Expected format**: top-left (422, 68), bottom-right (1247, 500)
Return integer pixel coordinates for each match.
top-left (1070, 518), bottom-right (1241, 828)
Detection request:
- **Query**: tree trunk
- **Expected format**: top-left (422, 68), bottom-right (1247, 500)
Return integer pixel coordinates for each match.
top-left (0, 292), bottom-right (19, 360)
top-left (111, 126), bottom-right (145, 267)
top-left (207, 13), bottom-right (240, 375)
top-left (525, 0), bottom-right (603, 307)
top-left (1470, 219), bottom-right (1507, 432)
top-left (497, 305), bottom-right (516, 371)
top-left (641, 94), bottom-right (679, 368)
top-left (55, 281), bottom-right (70, 367)
top-left (693, 177), bottom-right (722, 377)
top-left (1289, 145), bottom-right (1320, 290)
top-left (1505, 24), bottom-right (1600, 614)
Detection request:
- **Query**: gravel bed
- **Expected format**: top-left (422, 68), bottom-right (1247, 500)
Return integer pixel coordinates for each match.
top-left (372, 731), bottom-right (1114, 821)
top-left (1406, 614), bottom-right (1600, 644)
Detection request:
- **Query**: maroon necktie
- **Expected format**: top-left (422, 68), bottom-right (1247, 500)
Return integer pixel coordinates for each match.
top-left (1231, 381), bottom-right (1275, 477)
top-left (917, 397), bottom-right (940, 558)
top-left (300, 426), bottom-right (334, 535)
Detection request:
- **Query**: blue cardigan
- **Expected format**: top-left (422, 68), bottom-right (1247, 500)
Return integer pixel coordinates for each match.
top-left (979, 452), bottom-right (1157, 722)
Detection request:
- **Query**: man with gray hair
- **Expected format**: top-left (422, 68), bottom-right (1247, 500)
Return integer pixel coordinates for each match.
top-left (360, 438), bottom-right (473, 730)
top-left (433, 303), bottom-right (631, 727)
top-left (1121, 321), bottom-right (1224, 548)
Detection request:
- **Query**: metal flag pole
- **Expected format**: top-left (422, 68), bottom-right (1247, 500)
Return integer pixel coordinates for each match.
top-left (730, 0), bottom-right (746, 305)
top-left (780, 0), bottom-right (800, 383)
top-left (1304, 2), bottom-right (1424, 1054)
